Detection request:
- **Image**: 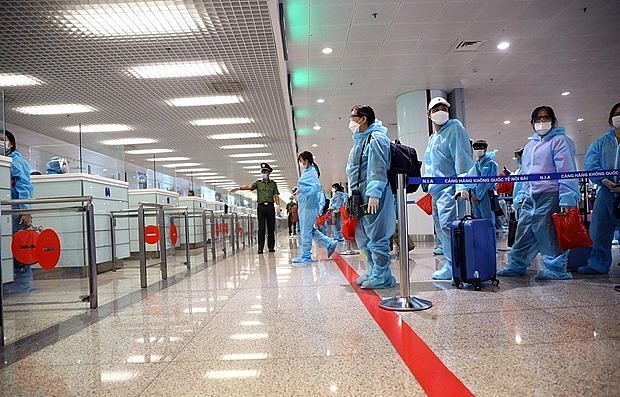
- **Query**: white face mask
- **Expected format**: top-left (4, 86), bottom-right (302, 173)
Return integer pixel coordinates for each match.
top-left (474, 149), bottom-right (486, 158)
top-left (261, 173), bottom-right (269, 181)
top-left (348, 120), bottom-right (360, 134)
top-left (430, 110), bottom-right (449, 126)
top-left (331, 188), bottom-right (336, 193)
top-left (612, 115), bottom-right (620, 129)
top-left (513, 157), bottom-right (521, 165)
top-left (534, 121), bottom-right (552, 135)
top-left (299, 162), bottom-right (306, 169)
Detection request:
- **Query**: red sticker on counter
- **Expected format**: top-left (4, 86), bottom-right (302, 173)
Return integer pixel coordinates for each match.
top-left (170, 224), bottom-right (178, 245)
top-left (37, 229), bottom-right (61, 270)
top-left (11, 229), bottom-right (40, 265)
top-left (144, 225), bottom-right (160, 244)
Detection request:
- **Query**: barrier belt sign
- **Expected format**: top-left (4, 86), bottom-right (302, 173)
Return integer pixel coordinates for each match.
top-left (408, 169), bottom-right (620, 186)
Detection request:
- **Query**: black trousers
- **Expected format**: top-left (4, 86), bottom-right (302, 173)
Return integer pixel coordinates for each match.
top-left (257, 203), bottom-right (276, 251)
top-left (287, 215), bottom-right (297, 235)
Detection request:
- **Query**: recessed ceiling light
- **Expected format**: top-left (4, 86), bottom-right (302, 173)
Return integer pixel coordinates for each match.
top-left (316, 98), bottom-right (325, 103)
top-left (0, 74), bottom-right (43, 86)
top-left (313, 124), bottom-right (321, 131)
top-left (312, 144), bottom-right (318, 147)
top-left (14, 104), bottom-right (96, 115)
top-left (561, 91), bottom-right (570, 96)
top-left (176, 168), bottom-right (211, 172)
top-left (322, 47), bottom-right (333, 54)
top-left (148, 157), bottom-right (190, 162)
top-left (191, 118), bottom-right (254, 126)
top-left (161, 162), bottom-right (201, 168)
top-left (60, 1), bottom-right (207, 37)
top-left (101, 138), bottom-right (157, 146)
top-left (127, 61), bottom-right (227, 79)
top-left (229, 153), bottom-right (272, 158)
top-left (497, 41), bottom-right (510, 50)
top-left (64, 124), bottom-right (133, 133)
top-left (220, 144), bottom-right (267, 150)
top-left (165, 95), bottom-right (244, 107)
top-left (208, 133), bottom-right (263, 140)
top-left (237, 159), bottom-right (276, 164)
top-left (503, 120), bottom-right (511, 125)
top-left (577, 118), bottom-right (584, 122)
top-left (125, 148), bottom-right (174, 154)
top-left (186, 172), bottom-right (217, 176)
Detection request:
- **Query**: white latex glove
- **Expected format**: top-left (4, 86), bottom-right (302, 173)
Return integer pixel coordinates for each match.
top-left (455, 190), bottom-right (469, 201)
top-left (367, 197), bottom-right (380, 214)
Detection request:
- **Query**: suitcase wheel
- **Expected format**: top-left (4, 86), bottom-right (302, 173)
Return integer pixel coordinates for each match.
top-left (492, 278), bottom-right (500, 287)
top-left (455, 280), bottom-right (464, 289)
top-left (474, 284), bottom-right (481, 291)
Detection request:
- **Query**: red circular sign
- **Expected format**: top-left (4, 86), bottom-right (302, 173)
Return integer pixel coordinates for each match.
top-left (37, 229), bottom-right (61, 270)
top-left (11, 229), bottom-right (40, 265)
top-left (170, 224), bottom-right (178, 245)
top-left (144, 225), bottom-right (160, 244)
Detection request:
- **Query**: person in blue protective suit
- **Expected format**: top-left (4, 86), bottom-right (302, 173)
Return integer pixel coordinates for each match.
top-left (512, 148), bottom-right (526, 218)
top-left (290, 151), bottom-right (338, 266)
top-left (329, 183), bottom-right (347, 241)
top-left (578, 102), bottom-right (620, 275)
top-left (464, 139), bottom-right (498, 224)
top-left (423, 97), bottom-right (474, 280)
top-left (45, 156), bottom-right (68, 174)
top-left (2, 130), bottom-right (35, 294)
top-left (346, 105), bottom-right (396, 289)
top-left (498, 106), bottom-right (580, 280)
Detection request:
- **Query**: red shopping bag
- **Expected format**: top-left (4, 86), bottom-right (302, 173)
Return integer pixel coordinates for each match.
top-left (316, 214), bottom-right (325, 226)
top-left (551, 209), bottom-right (593, 251)
top-left (340, 206), bottom-right (357, 241)
top-left (416, 193), bottom-right (432, 215)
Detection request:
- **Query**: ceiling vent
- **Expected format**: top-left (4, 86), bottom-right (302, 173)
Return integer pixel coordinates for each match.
top-left (452, 40), bottom-right (485, 52)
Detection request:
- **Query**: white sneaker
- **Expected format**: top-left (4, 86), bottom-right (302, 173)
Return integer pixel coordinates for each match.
top-left (612, 239), bottom-right (619, 245)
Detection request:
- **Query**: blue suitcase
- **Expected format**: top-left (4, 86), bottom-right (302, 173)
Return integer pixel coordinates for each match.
top-left (450, 216), bottom-right (499, 290)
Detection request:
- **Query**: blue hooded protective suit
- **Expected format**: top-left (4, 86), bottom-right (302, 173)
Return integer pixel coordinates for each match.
top-left (292, 164), bottom-right (336, 264)
top-left (579, 129), bottom-right (620, 274)
top-left (346, 120), bottom-right (396, 289)
top-left (499, 127), bottom-right (580, 280)
top-left (5, 150), bottom-right (35, 294)
top-left (329, 190), bottom-right (348, 240)
top-left (465, 151), bottom-right (498, 224)
top-left (423, 119), bottom-right (474, 280)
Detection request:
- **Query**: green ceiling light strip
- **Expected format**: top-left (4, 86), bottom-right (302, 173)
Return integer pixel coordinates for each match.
top-left (297, 128), bottom-right (312, 136)
top-left (285, 0), bottom-right (309, 42)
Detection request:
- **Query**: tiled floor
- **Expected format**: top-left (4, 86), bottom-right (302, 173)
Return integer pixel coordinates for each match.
top-left (1, 232), bottom-right (618, 396)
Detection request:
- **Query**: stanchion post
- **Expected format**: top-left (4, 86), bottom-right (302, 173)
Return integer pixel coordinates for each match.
top-left (184, 209), bottom-right (190, 269)
top-left (110, 214), bottom-right (117, 271)
top-left (221, 214), bottom-right (227, 257)
top-left (210, 211), bottom-right (216, 260)
top-left (85, 202), bottom-right (98, 309)
top-left (202, 211), bottom-right (209, 264)
top-left (138, 205), bottom-right (147, 288)
top-left (379, 174), bottom-right (432, 312)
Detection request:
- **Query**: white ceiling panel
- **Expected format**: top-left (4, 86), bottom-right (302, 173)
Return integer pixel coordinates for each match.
top-left (379, 40), bottom-right (419, 56)
top-left (394, 2), bottom-right (443, 24)
top-left (385, 23), bottom-right (429, 41)
top-left (435, 2), bottom-right (485, 22)
top-left (349, 24), bottom-right (391, 42)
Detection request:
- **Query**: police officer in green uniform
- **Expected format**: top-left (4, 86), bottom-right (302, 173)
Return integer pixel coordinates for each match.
top-left (232, 163), bottom-right (280, 253)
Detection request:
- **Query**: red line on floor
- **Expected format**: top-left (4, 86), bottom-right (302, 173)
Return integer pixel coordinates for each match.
top-left (332, 253), bottom-right (474, 397)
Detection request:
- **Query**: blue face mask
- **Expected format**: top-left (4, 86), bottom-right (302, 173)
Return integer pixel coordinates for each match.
top-left (261, 173), bottom-right (269, 181)
top-left (513, 157), bottom-right (521, 166)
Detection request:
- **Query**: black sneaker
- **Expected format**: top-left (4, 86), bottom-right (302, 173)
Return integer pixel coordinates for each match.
top-left (269, 249), bottom-right (276, 253)
top-left (257, 250), bottom-right (263, 254)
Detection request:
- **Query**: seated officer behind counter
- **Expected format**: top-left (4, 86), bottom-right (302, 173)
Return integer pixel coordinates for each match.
top-left (231, 162), bottom-right (280, 254)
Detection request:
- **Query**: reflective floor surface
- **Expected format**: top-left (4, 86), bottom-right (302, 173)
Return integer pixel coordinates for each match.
top-left (1, 232), bottom-right (618, 396)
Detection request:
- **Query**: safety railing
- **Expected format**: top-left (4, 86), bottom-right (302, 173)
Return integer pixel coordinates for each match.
top-left (0, 196), bottom-right (98, 347)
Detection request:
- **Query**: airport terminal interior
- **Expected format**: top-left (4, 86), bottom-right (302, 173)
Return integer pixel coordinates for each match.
top-left (0, 1), bottom-right (619, 396)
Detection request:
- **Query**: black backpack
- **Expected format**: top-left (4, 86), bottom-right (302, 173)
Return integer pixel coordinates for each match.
top-left (387, 139), bottom-right (422, 194)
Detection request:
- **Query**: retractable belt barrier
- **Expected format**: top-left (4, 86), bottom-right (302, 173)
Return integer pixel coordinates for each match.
top-left (408, 169), bottom-right (620, 186)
